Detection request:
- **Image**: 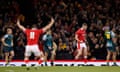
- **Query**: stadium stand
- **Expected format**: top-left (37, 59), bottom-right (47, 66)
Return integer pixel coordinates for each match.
top-left (0, 0), bottom-right (120, 61)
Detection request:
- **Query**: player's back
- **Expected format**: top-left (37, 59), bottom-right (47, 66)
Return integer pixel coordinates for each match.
top-left (25, 29), bottom-right (43, 45)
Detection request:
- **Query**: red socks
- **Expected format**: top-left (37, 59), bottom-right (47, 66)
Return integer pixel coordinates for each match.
top-left (24, 60), bottom-right (29, 64)
top-left (38, 59), bottom-right (43, 64)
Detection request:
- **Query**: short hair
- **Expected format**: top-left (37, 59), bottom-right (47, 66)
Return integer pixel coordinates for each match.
top-left (82, 23), bottom-right (87, 26)
top-left (32, 24), bottom-right (37, 28)
top-left (6, 27), bottom-right (13, 32)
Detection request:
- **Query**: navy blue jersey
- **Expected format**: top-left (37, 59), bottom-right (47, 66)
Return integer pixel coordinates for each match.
top-left (43, 34), bottom-right (53, 50)
top-left (3, 34), bottom-right (13, 47)
top-left (105, 31), bottom-right (115, 47)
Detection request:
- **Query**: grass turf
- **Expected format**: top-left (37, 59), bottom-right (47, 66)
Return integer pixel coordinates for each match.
top-left (0, 66), bottom-right (120, 72)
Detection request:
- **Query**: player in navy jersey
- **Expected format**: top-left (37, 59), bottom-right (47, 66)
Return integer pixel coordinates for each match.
top-left (43, 30), bottom-right (57, 66)
top-left (105, 28), bottom-right (118, 66)
top-left (1, 27), bottom-right (14, 66)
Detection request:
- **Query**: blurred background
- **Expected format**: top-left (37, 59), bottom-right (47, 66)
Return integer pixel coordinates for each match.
top-left (0, 0), bottom-right (120, 60)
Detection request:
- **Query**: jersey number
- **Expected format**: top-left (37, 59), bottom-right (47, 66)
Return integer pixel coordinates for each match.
top-left (30, 32), bottom-right (35, 39)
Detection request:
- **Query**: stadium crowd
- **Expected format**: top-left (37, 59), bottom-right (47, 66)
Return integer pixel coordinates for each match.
top-left (0, 0), bottom-right (120, 60)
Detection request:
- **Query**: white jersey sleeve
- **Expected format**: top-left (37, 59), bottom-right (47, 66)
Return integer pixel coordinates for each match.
top-left (4, 34), bottom-right (8, 38)
top-left (111, 31), bottom-right (115, 38)
top-left (42, 34), bottom-right (47, 41)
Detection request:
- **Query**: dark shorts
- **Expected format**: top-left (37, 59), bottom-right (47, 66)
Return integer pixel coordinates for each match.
top-left (107, 45), bottom-right (116, 52)
top-left (43, 46), bottom-right (53, 54)
top-left (3, 46), bottom-right (13, 53)
top-left (106, 40), bottom-right (116, 52)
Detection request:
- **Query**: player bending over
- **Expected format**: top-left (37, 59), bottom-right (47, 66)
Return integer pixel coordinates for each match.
top-left (1, 27), bottom-right (14, 66)
top-left (17, 17), bottom-right (54, 70)
top-left (42, 30), bottom-right (57, 66)
top-left (75, 23), bottom-right (88, 64)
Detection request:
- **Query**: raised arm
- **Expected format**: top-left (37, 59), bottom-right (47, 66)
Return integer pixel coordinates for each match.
top-left (42, 18), bottom-right (54, 32)
top-left (16, 19), bottom-right (26, 31)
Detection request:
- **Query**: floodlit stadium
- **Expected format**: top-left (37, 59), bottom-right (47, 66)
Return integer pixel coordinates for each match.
top-left (0, 0), bottom-right (120, 72)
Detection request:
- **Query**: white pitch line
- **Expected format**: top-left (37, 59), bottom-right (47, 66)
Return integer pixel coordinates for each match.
top-left (5, 70), bottom-right (14, 72)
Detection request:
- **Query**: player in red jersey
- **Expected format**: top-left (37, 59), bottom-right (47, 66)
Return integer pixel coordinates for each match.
top-left (75, 23), bottom-right (88, 64)
top-left (16, 17), bottom-right (54, 69)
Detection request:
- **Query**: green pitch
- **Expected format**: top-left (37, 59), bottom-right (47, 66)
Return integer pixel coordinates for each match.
top-left (0, 66), bottom-right (120, 72)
